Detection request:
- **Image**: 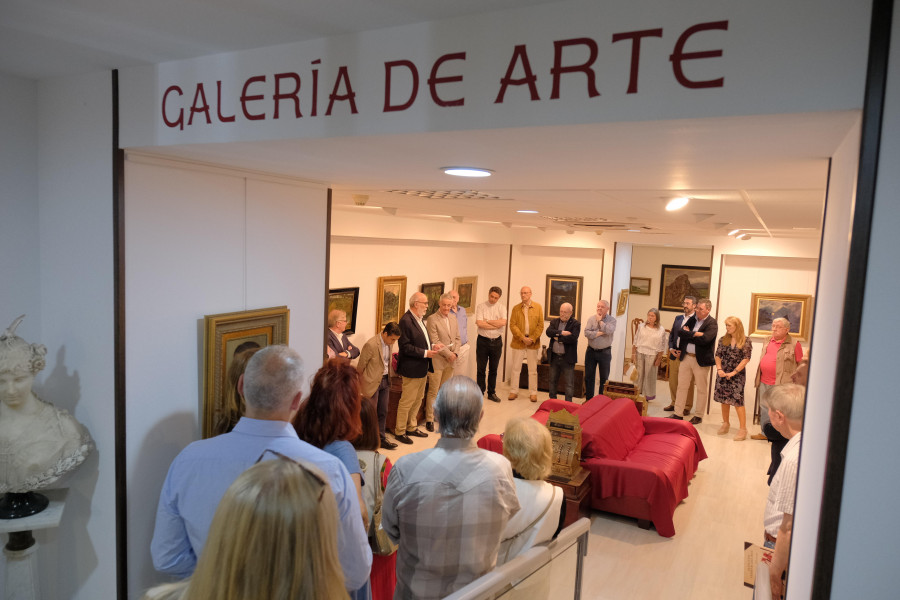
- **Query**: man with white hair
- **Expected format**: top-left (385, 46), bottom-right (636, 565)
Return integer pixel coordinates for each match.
top-left (761, 383), bottom-right (805, 600)
top-left (546, 302), bottom-right (581, 402)
top-left (151, 345), bottom-right (372, 593)
top-left (583, 299), bottom-right (616, 398)
top-left (752, 316), bottom-right (805, 479)
top-left (327, 309), bottom-right (360, 359)
top-left (383, 376), bottom-right (520, 599)
top-left (395, 292), bottom-right (445, 444)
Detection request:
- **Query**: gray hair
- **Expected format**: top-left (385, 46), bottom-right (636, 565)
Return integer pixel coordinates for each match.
top-left (439, 292), bottom-right (454, 302)
top-left (683, 295), bottom-right (698, 305)
top-left (697, 298), bottom-right (712, 310)
top-left (764, 383), bottom-right (806, 422)
top-left (242, 345), bottom-right (305, 413)
top-left (327, 309), bottom-right (346, 328)
top-left (434, 376), bottom-right (483, 438)
top-left (646, 307), bottom-right (661, 327)
top-left (772, 317), bottom-right (790, 329)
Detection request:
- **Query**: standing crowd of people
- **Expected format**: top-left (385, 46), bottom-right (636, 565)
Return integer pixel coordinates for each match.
top-left (146, 284), bottom-right (809, 600)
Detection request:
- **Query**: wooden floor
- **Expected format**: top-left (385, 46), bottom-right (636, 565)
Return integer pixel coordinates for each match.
top-left (380, 376), bottom-right (770, 599)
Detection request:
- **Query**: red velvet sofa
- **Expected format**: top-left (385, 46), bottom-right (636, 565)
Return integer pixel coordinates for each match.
top-left (477, 396), bottom-right (706, 537)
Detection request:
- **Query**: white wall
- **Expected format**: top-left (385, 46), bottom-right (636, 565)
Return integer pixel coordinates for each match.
top-left (124, 155), bottom-right (329, 598)
top-left (829, 6), bottom-right (900, 596)
top-left (6, 71), bottom-right (117, 600)
top-left (0, 74), bottom-right (40, 341)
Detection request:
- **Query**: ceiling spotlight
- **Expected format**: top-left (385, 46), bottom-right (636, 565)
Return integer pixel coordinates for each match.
top-left (442, 167), bottom-right (492, 177)
top-left (665, 197), bottom-right (690, 211)
top-left (517, 209), bottom-right (539, 214)
top-left (727, 229), bottom-right (741, 236)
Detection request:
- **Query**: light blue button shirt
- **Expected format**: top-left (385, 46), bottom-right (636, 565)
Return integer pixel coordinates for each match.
top-left (150, 417), bottom-right (372, 589)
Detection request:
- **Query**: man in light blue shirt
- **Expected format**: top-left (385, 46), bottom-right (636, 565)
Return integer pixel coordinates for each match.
top-left (150, 345), bottom-right (372, 592)
top-left (449, 289), bottom-right (471, 376)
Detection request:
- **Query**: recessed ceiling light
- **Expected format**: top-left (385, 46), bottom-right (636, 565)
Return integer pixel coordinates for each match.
top-left (517, 209), bottom-right (539, 214)
top-left (627, 229), bottom-right (641, 233)
top-left (442, 167), bottom-right (492, 177)
top-left (665, 197), bottom-right (690, 211)
top-left (727, 229), bottom-right (741, 236)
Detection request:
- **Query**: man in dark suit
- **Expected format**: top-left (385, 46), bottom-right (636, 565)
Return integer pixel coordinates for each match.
top-left (395, 292), bottom-right (445, 444)
top-left (327, 309), bottom-right (360, 359)
top-left (669, 297), bottom-right (718, 424)
top-left (545, 302), bottom-right (581, 402)
top-left (664, 295), bottom-right (697, 415)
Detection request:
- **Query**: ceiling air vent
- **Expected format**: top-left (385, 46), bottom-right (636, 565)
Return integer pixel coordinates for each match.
top-left (386, 190), bottom-right (502, 200)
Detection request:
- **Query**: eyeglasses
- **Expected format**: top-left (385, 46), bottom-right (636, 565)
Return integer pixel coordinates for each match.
top-left (255, 449), bottom-right (328, 501)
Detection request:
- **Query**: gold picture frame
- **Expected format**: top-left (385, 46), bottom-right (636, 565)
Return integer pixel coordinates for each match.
top-left (202, 306), bottom-right (290, 439)
top-left (748, 293), bottom-right (814, 340)
top-left (376, 276), bottom-right (407, 334)
top-left (617, 289), bottom-right (629, 316)
top-left (453, 276), bottom-right (478, 315)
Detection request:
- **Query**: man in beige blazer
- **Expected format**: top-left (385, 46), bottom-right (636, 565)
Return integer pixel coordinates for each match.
top-left (357, 321), bottom-right (402, 449)
top-left (424, 293), bottom-right (461, 431)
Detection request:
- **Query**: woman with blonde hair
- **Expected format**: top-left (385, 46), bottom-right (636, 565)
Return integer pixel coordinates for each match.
top-left (631, 308), bottom-right (668, 401)
top-left (714, 316), bottom-right (753, 440)
top-left (497, 417), bottom-right (564, 564)
top-left (143, 455), bottom-right (348, 600)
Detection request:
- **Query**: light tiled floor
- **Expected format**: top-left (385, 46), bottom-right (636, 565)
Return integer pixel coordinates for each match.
top-left (382, 376), bottom-right (770, 599)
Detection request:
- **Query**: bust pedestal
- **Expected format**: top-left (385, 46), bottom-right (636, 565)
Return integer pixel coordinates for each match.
top-left (0, 489), bottom-right (67, 600)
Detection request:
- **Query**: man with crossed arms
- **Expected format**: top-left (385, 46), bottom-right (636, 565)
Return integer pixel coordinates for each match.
top-left (424, 292), bottom-right (461, 431)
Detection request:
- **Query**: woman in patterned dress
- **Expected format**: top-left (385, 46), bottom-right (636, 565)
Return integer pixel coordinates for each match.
top-left (714, 316), bottom-right (753, 440)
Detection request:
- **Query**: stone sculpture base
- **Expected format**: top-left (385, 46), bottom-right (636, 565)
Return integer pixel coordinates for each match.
top-left (0, 493), bottom-right (50, 520)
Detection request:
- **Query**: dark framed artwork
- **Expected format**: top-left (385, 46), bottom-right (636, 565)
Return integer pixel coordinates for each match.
top-left (420, 281), bottom-right (445, 317)
top-left (658, 264), bottom-right (711, 311)
top-left (202, 306), bottom-right (290, 438)
top-left (748, 293), bottom-right (814, 340)
top-left (453, 276), bottom-right (478, 315)
top-left (376, 276), bottom-right (407, 334)
top-left (630, 276), bottom-right (651, 296)
top-left (328, 287), bottom-right (360, 333)
top-left (545, 275), bottom-right (584, 320)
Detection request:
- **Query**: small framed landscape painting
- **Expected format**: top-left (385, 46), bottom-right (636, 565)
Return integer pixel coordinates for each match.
top-left (748, 293), bottom-right (813, 340)
top-left (376, 276), bottom-right (407, 333)
top-left (630, 277), bottom-right (651, 296)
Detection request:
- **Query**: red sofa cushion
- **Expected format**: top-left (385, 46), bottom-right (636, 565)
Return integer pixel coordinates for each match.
top-left (578, 396), bottom-right (645, 461)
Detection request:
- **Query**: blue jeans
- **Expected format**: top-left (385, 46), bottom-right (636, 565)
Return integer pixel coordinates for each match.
top-left (548, 352), bottom-right (575, 402)
top-left (584, 346), bottom-right (611, 398)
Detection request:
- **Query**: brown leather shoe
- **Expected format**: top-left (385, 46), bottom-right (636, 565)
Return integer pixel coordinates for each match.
top-left (508, 392), bottom-right (518, 400)
top-left (751, 433), bottom-right (767, 440)
top-left (530, 394), bottom-right (538, 402)
top-left (683, 409), bottom-right (691, 416)
top-left (663, 405), bottom-right (675, 411)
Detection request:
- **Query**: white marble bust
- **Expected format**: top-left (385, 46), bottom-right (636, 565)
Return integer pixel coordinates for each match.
top-left (0, 316), bottom-right (94, 494)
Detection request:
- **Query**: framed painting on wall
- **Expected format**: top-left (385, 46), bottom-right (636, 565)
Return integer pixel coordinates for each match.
top-left (545, 275), bottom-right (584, 320)
top-left (328, 287), bottom-right (359, 333)
top-left (202, 306), bottom-right (290, 439)
top-left (630, 276), bottom-right (651, 296)
top-left (617, 289), bottom-right (629, 316)
top-left (748, 293), bottom-right (814, 340)
top-left (658, 264), bottom-right (712, 311)
top-left (453, 276), bottom-right (478, 315)
top-left (420, 281), bottom-right (445, 317)
top-left (376, 276), bottom-right (407, 333)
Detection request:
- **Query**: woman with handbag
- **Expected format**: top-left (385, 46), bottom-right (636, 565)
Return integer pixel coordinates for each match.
top-left (354, 398), bottom-right (398, 600)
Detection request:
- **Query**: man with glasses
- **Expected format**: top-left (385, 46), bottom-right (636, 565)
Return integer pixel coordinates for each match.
top-left (669, 298), bottom-right (718, 425)
top-left (327, 309), bottom-right (360, 359)
top-left (664, 296), bottom-right (697, 415)
top-left (395, 292), bottom-right (445, 444)
top-left (151, 345), bottom-right (372, 595)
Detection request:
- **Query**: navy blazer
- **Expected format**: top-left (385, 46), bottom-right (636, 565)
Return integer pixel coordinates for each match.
top-left (397, 310), bottom-right (433, 378)
top-left (668, 313), bottom-right (691, 353)
top-left (675, 315), bottom-right (718, 367)
top-left (328, 330), bottom-right (360, 359)
top-left (546, 317), bottom-right (581, 365)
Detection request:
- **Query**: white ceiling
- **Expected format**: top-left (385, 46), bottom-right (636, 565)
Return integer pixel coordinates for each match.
top-left (2, 0), bottom-right (858, 238)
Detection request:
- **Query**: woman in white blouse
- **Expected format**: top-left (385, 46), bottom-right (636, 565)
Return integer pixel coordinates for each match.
top-left (631, 308), bottom-right (668, 401)
top-left (497, 417), bottom-right (564, 565)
